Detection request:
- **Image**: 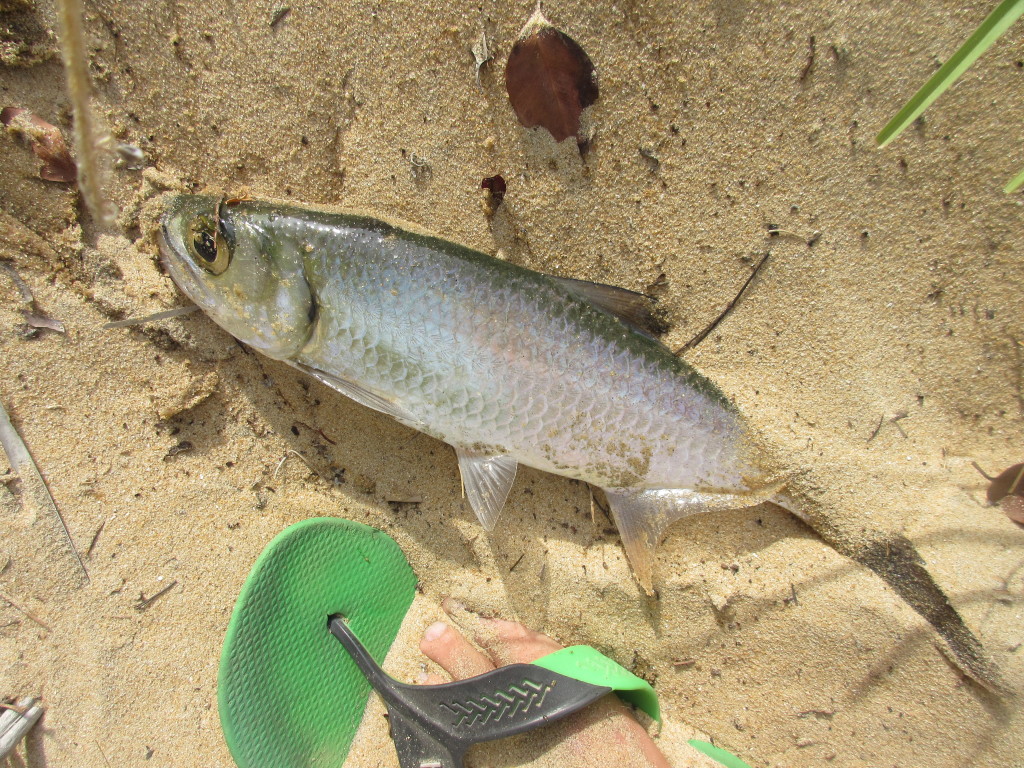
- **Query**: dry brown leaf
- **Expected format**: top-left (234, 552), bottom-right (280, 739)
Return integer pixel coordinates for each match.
top-left (1, 106), bottom-right (77, 183)
top-left (975, 461), bottom-right (1024, 525)
top-left (504, 8), bottom-right (598, 145)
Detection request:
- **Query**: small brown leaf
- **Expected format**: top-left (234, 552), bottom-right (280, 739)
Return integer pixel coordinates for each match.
top-left (504, 8), bottom-right (598, 145)
top-left (1, 106), bottom-right (77, 183)
top-left (480, 174), bottom-right (507, 202)
top-left (23, 312), bottom-right (65, 333)
top-left (974, 461), bottom-right (1024, 526)
top-left (1003, 495), bottom-right (1024, 525)
top-left (981, 462), bottom-right (1024, 504)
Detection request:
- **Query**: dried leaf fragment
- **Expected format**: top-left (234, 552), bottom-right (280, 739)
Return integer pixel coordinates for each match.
top-left (974, 461), bottom-right (1024, 525)
top-left (471, 25), bottom-right (492, 85)
top-left (480, 174), bottom-right (507, 217)
top-left (481, 174), bottom-right (506, 202)
top-left (1, 107), bottom-right (76, 183)
top-left (23, 313), bottom-right (65, 334)
top-left (505, 8), bottom-right (598, 144)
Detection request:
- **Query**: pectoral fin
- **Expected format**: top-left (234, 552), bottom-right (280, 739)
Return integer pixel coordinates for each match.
top-left (455, 449), bottom-right (518, 531)
top-left (288, 361), bottom-right (424, 430)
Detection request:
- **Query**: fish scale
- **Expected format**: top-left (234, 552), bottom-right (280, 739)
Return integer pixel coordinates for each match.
top-left (291, 214), bottom-right (749, 492)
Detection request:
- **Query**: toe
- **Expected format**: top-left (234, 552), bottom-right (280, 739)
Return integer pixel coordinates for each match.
top-left (414, 671), bottom-right (450, 686)
top-left (419, 621), bottom-right (495, 680)
top-left (475, 617), bottom-right (563, 666)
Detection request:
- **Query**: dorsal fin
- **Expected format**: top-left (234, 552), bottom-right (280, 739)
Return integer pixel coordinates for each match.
top-left (551, 276), bottom-right (666, 338)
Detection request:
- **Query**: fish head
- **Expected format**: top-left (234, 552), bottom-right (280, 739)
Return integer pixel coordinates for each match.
top-left (159, 194), bottom-right (314, 359)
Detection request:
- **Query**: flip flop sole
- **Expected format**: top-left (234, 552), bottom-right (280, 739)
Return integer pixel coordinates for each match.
top-left (219, 517), bottom-right (417, 768)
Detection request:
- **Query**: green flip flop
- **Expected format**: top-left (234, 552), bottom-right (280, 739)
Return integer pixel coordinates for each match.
top-left (219, 517), bottom-right (417, 768)
top-left (219, 517), bottom-right (660, 768)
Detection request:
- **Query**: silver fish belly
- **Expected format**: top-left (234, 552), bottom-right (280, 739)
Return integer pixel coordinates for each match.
top-left (159, 195), bottom-right (780, 590)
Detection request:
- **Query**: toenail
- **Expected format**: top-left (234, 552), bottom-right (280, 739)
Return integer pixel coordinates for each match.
top-left (423, 621), bottom-right (448, 642)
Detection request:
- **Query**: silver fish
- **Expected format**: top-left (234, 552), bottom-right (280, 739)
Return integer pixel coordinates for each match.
top-left (159, 195), bottom-right (1004, 693)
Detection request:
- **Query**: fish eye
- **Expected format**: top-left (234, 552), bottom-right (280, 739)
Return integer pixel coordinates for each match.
top-left (193, 231), bottom-right (217, 262)
top-left (187, 215), bottom-right (231, 275)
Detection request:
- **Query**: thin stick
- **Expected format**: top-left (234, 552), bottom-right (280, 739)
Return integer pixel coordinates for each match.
top-left (0, 398), bottom-right (89, 581)
top-left (0, 591), bottom-right (51, 631)
top-left (57, 0), bottom-right (114, 226)
top-left (135, 580), bottom-right (178, 612)
top-left (798, 35), bottom-right (816, 83)
top-left (971, 461), bottom-right (996, 482)
top-left (96, 741), bottom-right (112, 768)
top-left (866, 415), bottom-right (885, 443)
top-left (102, 305), bottom-right (199, 329)
top-left (589, 489), bottom-right (613, 526)
top-left (0, 697), bottom-right (43, 759)
top-left (0, 263), bottom-right (35, 307)
top-left (890, 411), bottom-right (909, 438)
top-left (677, 253), bottom-right (771, 353)
top-left (86, 518), bottom-right (106, 557)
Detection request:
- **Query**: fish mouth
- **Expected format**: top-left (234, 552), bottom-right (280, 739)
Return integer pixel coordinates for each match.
top-left (158, 194), bottom-right (223, 313)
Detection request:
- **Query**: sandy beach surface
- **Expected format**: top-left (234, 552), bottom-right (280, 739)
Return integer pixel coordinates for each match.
top-left (2, 0), bottom-right (1023, 766)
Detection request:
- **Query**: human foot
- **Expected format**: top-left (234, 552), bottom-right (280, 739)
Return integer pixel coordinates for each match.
top-left (417, 599), bottom-right (671, 768)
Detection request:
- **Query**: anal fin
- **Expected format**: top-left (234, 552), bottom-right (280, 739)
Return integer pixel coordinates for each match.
top-left (604, 485), bottom-right (787, 594)
top-left (603, 489), bottom-right (705, 595)
top-left (456, 449), bottom-right (518, 531)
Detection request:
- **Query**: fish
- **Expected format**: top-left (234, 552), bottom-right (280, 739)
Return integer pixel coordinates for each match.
top-left (159, 194), bottom-right (1006, 695)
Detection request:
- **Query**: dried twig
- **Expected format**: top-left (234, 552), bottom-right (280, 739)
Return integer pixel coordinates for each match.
top-left (971, 461), bottom-right (996, 482)
top-left (0, 697), bottom-right (44, 759)
top-left (866, 411), bottom-right (910, 443)
top-left (589, 489), bottom-right (613, 526)
top-left (890, 411), bottom-right (910, 438)
top-left (866, 415), bottom-right (885, 443)
top-left (0, 398), bottom-right (89, 581)
top-left (57, 0), bottom-right (115, 226)
top-left (273, 449), bottom-right (318, 480)
top-left (86, 518), bottom-right (106, 557)
top-left (799, 35), bottom-right (816, 83)
top-left (677, 253), bottom-right (771, 353)
top-left (0, 591), bottom-right (51, 631)
top-left (783, 583), bottom-right (799, 606)
top-left (1, 263), bottom-right (65, 332)
top-left (135, 580), bottom-right (177, 612)
top-left (96, 740), bottom-right (113, 768)
top-left (102, 305), bottom-right (199, 329)
top-left (293, 421), bottom-right (337, 445)
top-left (0, 263), bottom-right (34, 306)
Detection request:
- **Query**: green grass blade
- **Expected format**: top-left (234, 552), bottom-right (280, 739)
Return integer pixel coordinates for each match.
top-left (687, 739), bottom-right (753, 768)
top-left (1004, 165), bottom-right (1024, 192)
top-left (877, 0), bottom-right (1024, 147)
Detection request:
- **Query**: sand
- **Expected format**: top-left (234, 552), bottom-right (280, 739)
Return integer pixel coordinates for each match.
top-left (1, 0), bottom-right (1022, 766)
